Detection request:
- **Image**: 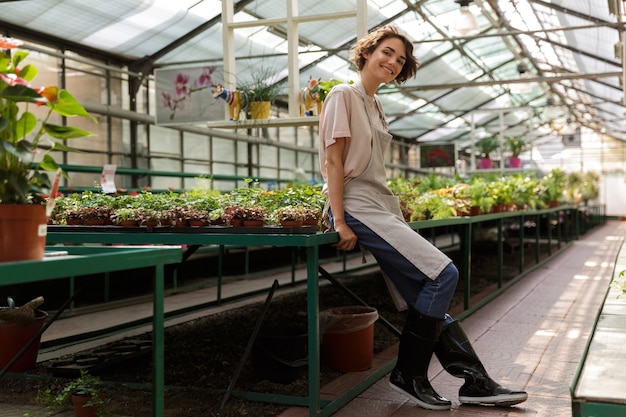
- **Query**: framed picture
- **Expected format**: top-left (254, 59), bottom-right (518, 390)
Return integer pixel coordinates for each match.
top-left (155, 65), bottom-right (226, 125)
top-left (419, 144), bottom-right (456, 168)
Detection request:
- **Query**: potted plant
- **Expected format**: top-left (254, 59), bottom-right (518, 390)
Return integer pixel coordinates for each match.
top-left (36, 370), bottom-right (116, 417)
top-left (475, 136), bottom-right (499, 169)
top-left (0, 37), bottom-right (96, 262)
top-left (240, 66), bottom-right (281, 120)
top-left (540, 168), bottom-right (566, 207)
top-left (271, 205), bottom-right (306, 227)
top-left (505, 136), bottom-right (528, 168)
top-left (241, 205), bottom-right (268, 227)
top-left (468, 178), bottom-right (494, 215)
top-left (110, 207), bottom-right (141, 227)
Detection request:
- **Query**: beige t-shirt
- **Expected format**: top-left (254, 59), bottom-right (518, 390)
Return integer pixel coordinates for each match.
top-left (318, 82), bottom-right (387, 185)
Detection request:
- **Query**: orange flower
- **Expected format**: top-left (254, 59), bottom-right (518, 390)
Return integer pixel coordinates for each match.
top-left (37, 85), bottom-right (58, 102)
top-left (35, 85), bottom-right (58, 106)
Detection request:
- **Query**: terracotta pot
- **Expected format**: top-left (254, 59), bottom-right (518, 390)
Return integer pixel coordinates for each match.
top-left (243, 219), bottom-right (265, 227)
top-left (189, 219), bottom-right (208, 227)
top-left (491, 203), bottom-right (506, 213)
top-left (174, 219), bottom-right (190, 228)
top-left (0, 310), bottom-right (48, 372)
top-left (280, 220), bottom-right (303, 228)
top-left (0, 204), bottom-right (47, 263)
top-left (469, 206), bottom-right (482, 216)
top-left (303, 218), bottom-right (319, 227)
top-left (141, 219), bottom-right (159, 228)
top-left (229, 218), bottom-right (243, 227)
top-left (320, 306), bottom-right (378, 372)
top-left (117, 220), bottom-right (139, 227)
top-left (72, 395), bottom-right (103, 417)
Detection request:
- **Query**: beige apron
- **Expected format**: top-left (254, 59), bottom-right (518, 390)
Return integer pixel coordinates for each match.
top-left (342, 82), bottom-right (451, 290)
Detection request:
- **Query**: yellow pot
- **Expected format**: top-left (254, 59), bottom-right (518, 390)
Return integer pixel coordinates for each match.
top-left (249, 101), bottom-right (271, 119)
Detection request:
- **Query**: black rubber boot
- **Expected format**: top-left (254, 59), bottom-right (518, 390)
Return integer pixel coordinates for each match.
top-left (389, 308), bottom-right (451, 411)
top-left (434, 316), bottom-right (528, 407)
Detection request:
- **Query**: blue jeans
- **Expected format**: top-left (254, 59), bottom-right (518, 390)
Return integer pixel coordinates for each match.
top-left (334, 210), bottom-right (458, 319)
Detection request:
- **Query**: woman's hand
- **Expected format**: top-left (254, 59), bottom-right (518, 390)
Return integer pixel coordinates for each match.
top-left (333, 221), bottom-right (358, 251)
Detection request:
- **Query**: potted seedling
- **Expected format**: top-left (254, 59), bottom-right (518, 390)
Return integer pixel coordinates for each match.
top-left (36, 370), bottom-right (116, 417)
top-left (475, 136), bottom-right (500, 169)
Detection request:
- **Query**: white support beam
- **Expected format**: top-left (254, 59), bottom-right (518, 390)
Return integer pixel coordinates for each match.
top-left (221, 0), bottom-right (236, 89)
top-left (288, 0), bottom-right (300, 117)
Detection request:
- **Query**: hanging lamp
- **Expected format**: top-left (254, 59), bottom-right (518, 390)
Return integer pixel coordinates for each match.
top-left (510, 63), bottom-right (534, 94)
top-left (452, 0), bottom-right (480, 36)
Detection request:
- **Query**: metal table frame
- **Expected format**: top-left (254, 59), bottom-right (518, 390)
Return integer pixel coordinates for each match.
top-left (44, 205), bottom-right (585, 416)
top-left (0, 246), bottom-right (182, 417)
top-left (46, 230), bottom-right (347, 416)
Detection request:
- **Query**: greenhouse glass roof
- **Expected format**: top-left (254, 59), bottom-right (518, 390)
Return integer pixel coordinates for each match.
top-left (1, 0), bottom-right (625, 162)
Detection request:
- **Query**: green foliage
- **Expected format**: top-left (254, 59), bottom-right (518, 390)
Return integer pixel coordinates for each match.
top-left (611, 270), bottom-right (626, 298)
top-left (505, 136), bottom-right (528, 157)
top-left (240, 66), bottom-right (281, 103)
top-left (0, 42), bottom-right (96, 204)
top-left (475, 136), bottom-right (500, 158)
top-left (317, 79), bottom-right (354, 102)
top-left (36, 370), bottom-right (116, 417)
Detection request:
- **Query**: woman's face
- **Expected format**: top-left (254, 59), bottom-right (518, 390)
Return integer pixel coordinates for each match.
top-left (363, 37), bottom-right (407, 84)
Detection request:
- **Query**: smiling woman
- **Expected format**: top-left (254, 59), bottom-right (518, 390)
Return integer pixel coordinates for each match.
top-left (318, 25), bottom-right (527, 411)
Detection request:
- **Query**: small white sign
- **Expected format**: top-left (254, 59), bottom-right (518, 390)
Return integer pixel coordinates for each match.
top-left (101, 164), bottom-right (117, 193)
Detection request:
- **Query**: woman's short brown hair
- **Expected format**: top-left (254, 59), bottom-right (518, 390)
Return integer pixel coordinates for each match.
top-left (350, 25), bottom-right (420, 84)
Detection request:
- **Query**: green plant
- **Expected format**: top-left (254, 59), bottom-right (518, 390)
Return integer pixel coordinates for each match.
top-left (240, 65), bottom-right (281, 103)
top-left (611, 270), bottom-right (626, 298)
top-left (36, 370), bottom-right (116, 417)
top-left (110, 207), bottom-right (141, 224)
top-left (468, 178), bottom-right (495, 214)
top-left (0, 37), bottom-right (96, 205)
top-left (317, 79), bottom-right (353, 102)
top-left (242, 205), bottom-right (267, 221)
top-left (505, 136), bottom-right (528, 157)
top-left (540, 168), bottom-right (566, 204)
top-left (271, 205), bottom-right (306, 223)
top-left (475, 136), bottom-right (500, 158)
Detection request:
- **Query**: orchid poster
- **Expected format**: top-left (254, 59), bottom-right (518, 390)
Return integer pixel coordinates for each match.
top-left (155, 65), bottom-right (226, 125)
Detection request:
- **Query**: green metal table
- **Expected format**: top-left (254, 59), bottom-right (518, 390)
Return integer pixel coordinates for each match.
top-left (46, 228), bottom-right (354, 416)
top-left (0, 245), bottom-right (182, 417)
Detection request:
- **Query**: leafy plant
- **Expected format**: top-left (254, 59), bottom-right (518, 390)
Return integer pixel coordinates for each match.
top-left (539, 168), bottom-right (566, 204)
top-left (271, 205), bottom-right (306, 223)
top-left (468, 177), bottom-right (495, 214)
top-left (505, 136), bottom-right (528, 157)
top-left (36, 370), bottom-right (116, 417)
top-left (240, 65), bottom-right (282, 103)
top-left (317, 79), bottom-right (353, 102)
top-left (475, 136), bottom-right (500, 158)
top-left (0, 37), bottom-right (96, 205)
top-left (611, 269), bottom-right (626, 298)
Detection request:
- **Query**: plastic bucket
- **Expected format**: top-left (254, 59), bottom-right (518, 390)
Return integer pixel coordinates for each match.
top-left (252, 326), bottom-right (308, 383)
top-left (320, 306), bottom-right (378, 372)
top-left (0, 309), bottom-right (48, 372)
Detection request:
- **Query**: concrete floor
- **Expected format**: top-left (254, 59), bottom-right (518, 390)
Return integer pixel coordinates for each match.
top-left (2, 220), bottom-right (624, 417)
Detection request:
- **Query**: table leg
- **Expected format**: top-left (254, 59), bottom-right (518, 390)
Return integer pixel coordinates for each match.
top-left (306, 245), bottom-right (321, 417)
top-left (153, 263), bottom-right (165, 417)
